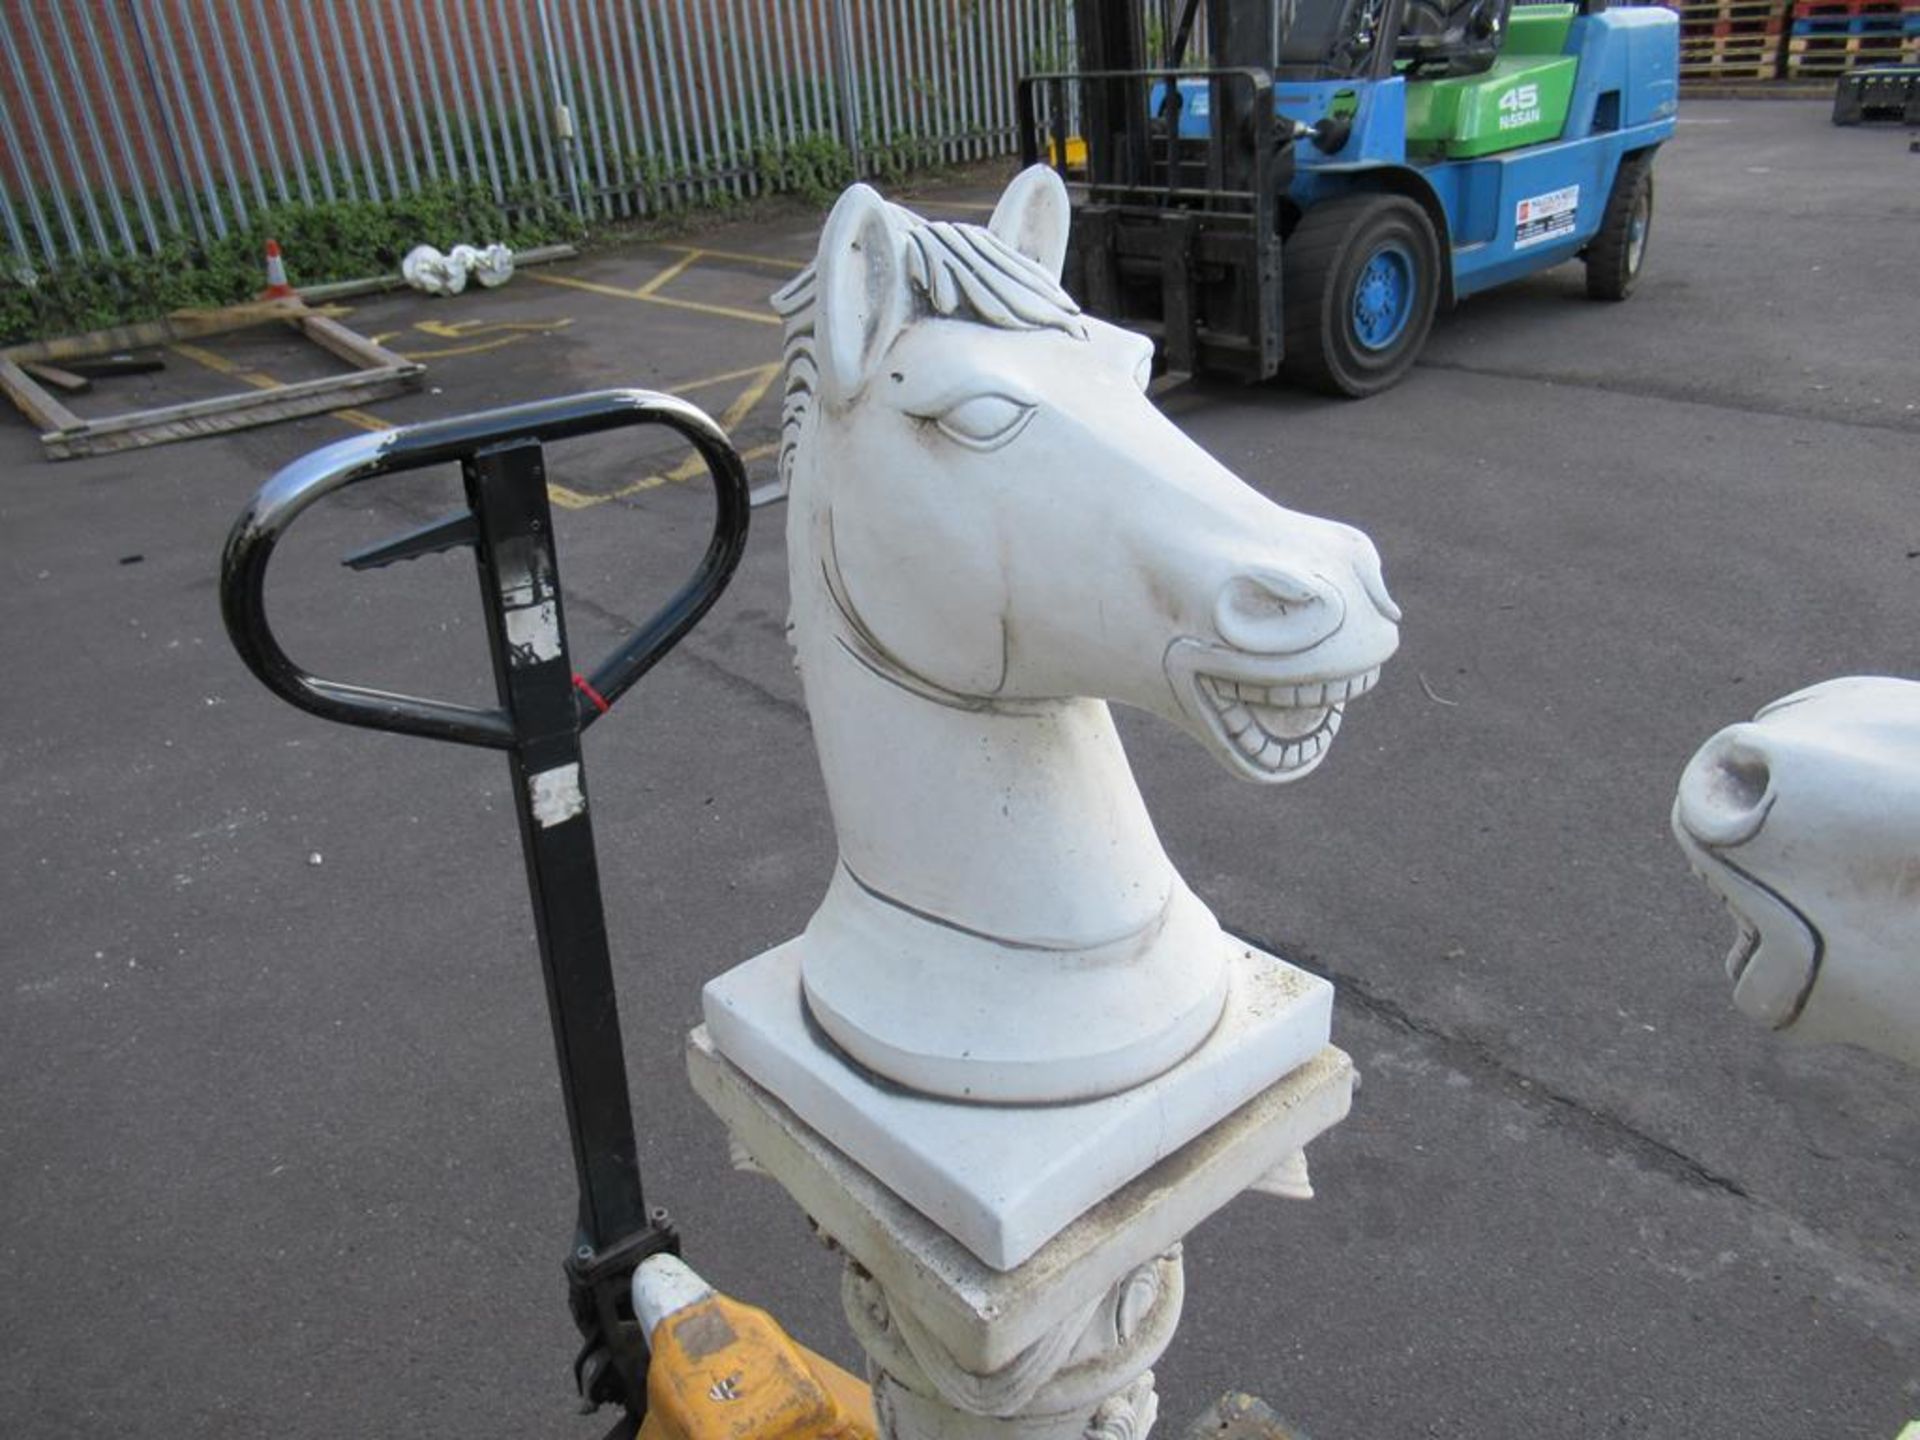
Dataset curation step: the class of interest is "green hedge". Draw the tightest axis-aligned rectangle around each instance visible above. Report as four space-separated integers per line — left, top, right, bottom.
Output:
0 183 583 346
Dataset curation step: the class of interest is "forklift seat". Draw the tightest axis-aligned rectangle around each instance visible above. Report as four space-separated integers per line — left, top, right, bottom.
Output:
1276 0 1390 76
1396 0 1514 78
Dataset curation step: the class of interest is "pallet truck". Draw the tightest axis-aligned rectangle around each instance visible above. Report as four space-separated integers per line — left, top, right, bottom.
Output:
219 391 875 1440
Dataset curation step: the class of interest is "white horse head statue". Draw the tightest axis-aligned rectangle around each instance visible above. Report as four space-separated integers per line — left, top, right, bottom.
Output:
1674 676 1920 1069
773 168 1401 1103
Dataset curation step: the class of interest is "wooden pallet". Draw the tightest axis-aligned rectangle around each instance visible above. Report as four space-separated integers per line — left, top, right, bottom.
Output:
0 300 423 460
1669 0 1790 69
1676 0 1788 75
1681 35 1787 73
1787 27 1917 69
1790 0 1914 17
1793 11 1911 33
1668 0 1788 26
1691 13 1787 35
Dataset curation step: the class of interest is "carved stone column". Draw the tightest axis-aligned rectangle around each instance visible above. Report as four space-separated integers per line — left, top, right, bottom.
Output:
847 1247 1180 1440
688 1028 1353 1440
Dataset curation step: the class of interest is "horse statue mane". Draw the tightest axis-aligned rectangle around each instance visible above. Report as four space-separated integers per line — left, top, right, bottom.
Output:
754 168 1402 1105
1675 675 1920 1069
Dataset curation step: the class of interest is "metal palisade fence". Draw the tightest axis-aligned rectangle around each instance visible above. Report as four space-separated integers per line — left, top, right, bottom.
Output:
0 0 1074 276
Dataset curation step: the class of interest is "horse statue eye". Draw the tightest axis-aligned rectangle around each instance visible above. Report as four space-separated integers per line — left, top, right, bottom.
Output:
934 394 1035 450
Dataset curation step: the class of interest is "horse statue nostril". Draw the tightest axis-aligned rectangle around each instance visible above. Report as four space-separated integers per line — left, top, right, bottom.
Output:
1214 571 1345 655
1679 731 1774 847
1710 747 1771 815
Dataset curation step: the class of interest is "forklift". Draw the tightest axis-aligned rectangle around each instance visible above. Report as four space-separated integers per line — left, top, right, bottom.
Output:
1018 0 1679 395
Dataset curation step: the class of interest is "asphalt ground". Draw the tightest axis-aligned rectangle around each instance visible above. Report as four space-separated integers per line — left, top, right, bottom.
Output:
3 99 1916 1440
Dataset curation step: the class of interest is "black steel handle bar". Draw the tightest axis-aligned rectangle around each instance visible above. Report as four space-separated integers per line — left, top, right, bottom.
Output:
220 389 751 749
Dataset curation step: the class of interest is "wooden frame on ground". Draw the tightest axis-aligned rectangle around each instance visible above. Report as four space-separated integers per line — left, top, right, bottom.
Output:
0 300 423 460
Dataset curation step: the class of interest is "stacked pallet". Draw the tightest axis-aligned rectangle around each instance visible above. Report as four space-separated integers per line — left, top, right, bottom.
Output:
1785 0 1920 77
1671 0 1791 81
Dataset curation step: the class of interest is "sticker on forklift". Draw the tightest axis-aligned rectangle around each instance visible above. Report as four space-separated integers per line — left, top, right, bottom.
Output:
528 762 587 828
1514 185 1579 249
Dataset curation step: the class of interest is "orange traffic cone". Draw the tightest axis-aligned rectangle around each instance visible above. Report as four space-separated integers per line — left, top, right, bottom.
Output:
260 239 296 301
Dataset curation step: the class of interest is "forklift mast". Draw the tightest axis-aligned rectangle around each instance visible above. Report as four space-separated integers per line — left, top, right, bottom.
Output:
1021 0 1293 379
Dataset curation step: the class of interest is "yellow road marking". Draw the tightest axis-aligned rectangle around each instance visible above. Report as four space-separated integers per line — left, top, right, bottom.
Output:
636 249 703 296
526 271 649 302
169 341 277 391
529 271 780 326
366 316 574 361
525 251 703 304
168 342 393 433
387 336 552 360
670 361 786 395
661 243 806 272
548 363 780 509
636 292 780 326
412 317 573 339
548 441 780 510
711 363 781 428
329 408 393 433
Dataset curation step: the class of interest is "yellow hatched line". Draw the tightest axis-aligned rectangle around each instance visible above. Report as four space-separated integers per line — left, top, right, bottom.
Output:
710 364 781 428
636 249 704 295
530 261 781 326
527 271 651 302
660 243 806 272
168 341 278 392
635 292 780 326
548 440 781 511
526 248 707 301
329 409 393 433
382 334 561 361
671 362 786 394
170 342 392 433
548 362 782 509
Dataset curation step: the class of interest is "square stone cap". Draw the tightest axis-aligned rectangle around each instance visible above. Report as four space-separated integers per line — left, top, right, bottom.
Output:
688 1027 1353 1375
702 941 1333 1269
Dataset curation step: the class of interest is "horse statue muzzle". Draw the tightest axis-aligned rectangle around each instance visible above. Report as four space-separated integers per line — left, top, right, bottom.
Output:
1674 675 1920 1069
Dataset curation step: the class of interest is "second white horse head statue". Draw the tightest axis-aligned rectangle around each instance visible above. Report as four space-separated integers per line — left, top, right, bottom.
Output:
749 167 1400 1105
1674 676 1920 1069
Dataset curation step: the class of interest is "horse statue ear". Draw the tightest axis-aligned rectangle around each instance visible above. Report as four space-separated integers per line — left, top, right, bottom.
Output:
815 183 906 406
989 165 1071 283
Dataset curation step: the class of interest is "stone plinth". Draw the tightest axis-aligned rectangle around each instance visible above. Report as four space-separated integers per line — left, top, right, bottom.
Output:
703 940 1333 1270
688 1026 1353 1440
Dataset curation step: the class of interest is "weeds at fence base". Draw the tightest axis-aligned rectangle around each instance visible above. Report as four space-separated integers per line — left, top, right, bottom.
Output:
1 143 993 348
0 183 582 348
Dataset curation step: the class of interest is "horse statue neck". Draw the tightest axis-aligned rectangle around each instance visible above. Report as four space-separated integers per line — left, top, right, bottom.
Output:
787 455 1185 952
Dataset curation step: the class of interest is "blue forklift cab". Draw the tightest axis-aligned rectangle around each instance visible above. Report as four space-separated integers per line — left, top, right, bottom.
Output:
1016 0 1678 395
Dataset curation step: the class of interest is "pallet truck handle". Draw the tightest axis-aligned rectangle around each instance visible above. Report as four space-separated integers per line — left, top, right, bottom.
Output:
219 388 751 745
219 388 753 1423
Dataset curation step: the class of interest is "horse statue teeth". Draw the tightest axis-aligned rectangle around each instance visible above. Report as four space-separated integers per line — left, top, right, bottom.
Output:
740 165 1402 1104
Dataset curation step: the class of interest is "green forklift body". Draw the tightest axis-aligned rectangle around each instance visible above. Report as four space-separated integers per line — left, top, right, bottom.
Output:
1404 5 1580 159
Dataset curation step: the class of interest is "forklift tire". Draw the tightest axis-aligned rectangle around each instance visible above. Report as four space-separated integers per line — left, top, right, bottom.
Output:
1282 194 1440 399
1585 154 1654 302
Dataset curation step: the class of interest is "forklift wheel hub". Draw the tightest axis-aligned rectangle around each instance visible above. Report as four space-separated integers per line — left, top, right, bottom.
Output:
1352 243 1416 351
